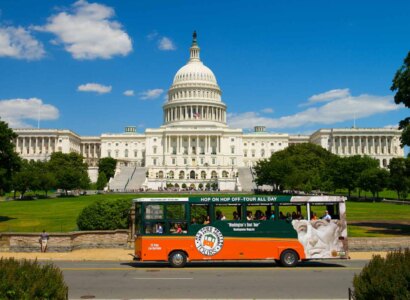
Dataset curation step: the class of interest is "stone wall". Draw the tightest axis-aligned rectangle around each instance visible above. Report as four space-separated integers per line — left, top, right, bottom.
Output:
349 237 410 251
0 230 130 252
0 231 408 252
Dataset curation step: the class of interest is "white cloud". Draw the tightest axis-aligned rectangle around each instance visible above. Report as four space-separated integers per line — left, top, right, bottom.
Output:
0 26 45 60
305 88 350 105
139 89 164 100
78 83 112 94
146 31 158 41
0 98 59 127
35 0 132 59
158 37 176 51
261 108 274 113
123 90 134 96
228 90 399 130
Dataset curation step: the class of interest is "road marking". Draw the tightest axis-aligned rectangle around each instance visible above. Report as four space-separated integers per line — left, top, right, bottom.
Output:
133 277 193 280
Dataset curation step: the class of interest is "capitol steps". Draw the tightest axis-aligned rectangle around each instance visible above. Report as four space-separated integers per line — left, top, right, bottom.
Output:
125 167 147 191
237 167 257 192
108 166 135 191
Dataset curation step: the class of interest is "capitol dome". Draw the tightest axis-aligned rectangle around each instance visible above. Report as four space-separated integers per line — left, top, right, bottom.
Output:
163 32 227 127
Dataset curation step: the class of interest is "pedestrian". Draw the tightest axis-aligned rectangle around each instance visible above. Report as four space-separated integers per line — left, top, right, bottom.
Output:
39 229 49 252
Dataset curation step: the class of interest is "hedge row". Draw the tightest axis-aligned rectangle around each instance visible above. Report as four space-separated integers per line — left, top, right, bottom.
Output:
77 198 131 230
0 258 68 299
353 248 410 299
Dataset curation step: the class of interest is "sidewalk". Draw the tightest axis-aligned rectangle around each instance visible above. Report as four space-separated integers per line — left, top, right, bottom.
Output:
0 249 387 261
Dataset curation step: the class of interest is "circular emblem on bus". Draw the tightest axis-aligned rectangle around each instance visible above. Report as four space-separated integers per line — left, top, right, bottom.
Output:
195 226 224 256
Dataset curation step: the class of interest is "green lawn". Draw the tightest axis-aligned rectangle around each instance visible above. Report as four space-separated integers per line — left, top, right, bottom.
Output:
0 194 409 237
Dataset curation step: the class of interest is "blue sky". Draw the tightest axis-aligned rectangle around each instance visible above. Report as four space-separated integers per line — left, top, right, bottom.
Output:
0 0 409 137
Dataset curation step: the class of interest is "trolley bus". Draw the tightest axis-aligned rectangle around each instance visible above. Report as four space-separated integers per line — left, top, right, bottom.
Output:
133 195 348 267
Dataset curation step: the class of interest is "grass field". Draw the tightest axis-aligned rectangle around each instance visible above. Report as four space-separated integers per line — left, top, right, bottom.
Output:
0 193 409 237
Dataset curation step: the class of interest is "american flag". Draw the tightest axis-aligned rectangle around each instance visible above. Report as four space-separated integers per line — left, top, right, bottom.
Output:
193 112 201 119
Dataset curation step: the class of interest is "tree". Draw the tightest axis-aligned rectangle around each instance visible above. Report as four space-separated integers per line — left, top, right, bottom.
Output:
0 119 21 195
96 172 108 190
391 51 410 147
48 152 90 195
330 155 379 197
12 160 38 198
358 168 389 200
254 143 337 192
98 157 117 180
389 157 410 199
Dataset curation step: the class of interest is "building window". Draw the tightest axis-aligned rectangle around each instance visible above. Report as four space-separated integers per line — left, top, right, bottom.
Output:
244 150 248 157
172 158 176 164
115 143 118 146
134 150 137 157
261 149 265 157
153 158 157 166
270 143 274 146
107 150 111 157
231 158 235 165
153 146 157 154
231 138 234 142
252 150 255 157
212 158 216 165
184 158 187 165
125 149 128 158
115 150 119 158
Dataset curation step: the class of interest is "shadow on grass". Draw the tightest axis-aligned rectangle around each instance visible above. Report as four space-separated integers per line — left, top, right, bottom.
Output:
350 222 410 235
0 216 16 222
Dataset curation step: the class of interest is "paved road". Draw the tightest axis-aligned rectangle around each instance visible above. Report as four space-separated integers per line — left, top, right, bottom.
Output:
54 260 366 299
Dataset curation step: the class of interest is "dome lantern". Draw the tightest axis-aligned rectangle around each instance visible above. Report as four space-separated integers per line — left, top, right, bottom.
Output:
189 31 200 62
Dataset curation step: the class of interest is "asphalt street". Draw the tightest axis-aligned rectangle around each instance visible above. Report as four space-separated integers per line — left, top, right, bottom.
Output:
55 259 367 299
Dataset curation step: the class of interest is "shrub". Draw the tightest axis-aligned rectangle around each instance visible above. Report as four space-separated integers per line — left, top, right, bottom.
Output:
77 198 132 230
353 248 410 300
0 258 68 299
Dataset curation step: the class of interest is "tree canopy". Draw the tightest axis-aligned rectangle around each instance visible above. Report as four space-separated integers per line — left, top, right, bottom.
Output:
0 120 21 195
391 51 410 147
48 152 90 194
98 157 117 179
254 143 337 192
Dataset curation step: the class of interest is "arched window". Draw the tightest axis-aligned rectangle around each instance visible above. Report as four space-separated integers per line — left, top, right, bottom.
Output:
179 171 185 179
168 171 174 179
201 171 206 179
211 171 217 179
158 171 164 179
190 170 196 179
124 149 128 158
222 171 229 178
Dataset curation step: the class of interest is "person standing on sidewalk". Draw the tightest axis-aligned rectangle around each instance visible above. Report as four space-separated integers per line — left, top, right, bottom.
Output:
39 230 49 252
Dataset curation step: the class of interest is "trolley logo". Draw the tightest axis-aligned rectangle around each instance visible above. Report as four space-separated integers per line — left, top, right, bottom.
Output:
195 226 224 256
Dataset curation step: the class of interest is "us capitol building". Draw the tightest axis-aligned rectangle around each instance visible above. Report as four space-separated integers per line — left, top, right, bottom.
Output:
13 33 404 191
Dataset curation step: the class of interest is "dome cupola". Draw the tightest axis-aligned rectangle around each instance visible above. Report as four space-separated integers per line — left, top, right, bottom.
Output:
163 32 227 127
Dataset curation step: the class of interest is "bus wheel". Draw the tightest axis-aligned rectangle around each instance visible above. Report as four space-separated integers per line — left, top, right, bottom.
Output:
280 250 298 267
169 251 187 268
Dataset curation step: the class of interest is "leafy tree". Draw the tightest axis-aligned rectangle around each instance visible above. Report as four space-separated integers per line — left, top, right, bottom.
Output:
330 155 379 197
391 51 410 147
389 157 410 199
48 152 90 195
0 120 21 195
358 168 389 200
11 160 38 198
96 171 108 190
254 143 337 192
98 157 117 179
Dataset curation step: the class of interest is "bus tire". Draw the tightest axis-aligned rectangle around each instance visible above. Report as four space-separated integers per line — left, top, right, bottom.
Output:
169 251 187 268
280 249 298 267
